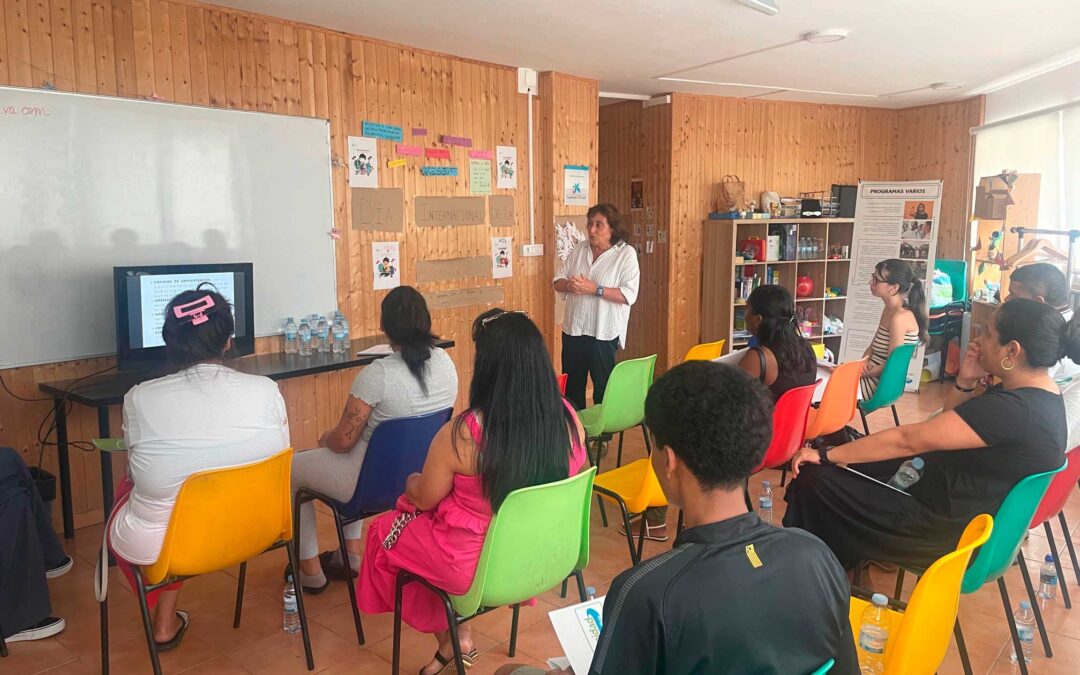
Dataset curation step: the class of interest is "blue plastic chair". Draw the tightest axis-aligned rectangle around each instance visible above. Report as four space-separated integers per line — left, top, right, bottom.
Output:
292 407 453 644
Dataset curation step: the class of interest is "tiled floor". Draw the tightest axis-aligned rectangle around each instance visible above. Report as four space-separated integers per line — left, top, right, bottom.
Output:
7 381 1080 674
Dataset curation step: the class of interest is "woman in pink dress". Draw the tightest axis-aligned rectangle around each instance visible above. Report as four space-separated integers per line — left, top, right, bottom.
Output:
358 308 587 675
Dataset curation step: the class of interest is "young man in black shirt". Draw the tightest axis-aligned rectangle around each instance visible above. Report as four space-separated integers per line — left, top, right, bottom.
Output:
499 362 858 675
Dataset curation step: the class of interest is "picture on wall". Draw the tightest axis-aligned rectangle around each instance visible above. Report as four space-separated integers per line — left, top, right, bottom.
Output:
348 136 378 188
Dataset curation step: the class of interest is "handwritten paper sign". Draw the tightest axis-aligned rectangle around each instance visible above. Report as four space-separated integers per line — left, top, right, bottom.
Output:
425 147 451 160
420 166 458 177
352 188 403 233
489 195 515 228
469 158 492 195
362 121 403 142
415 196 486 227
469 149 493 160
396 144 423 156
441 135 473 147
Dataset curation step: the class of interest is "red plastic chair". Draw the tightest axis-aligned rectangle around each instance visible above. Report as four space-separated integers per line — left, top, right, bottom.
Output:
753 380 820 475
557 373 568 395
1025 446 1080 609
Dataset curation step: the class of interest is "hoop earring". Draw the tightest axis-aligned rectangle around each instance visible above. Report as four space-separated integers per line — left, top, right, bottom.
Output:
1001 356 1016 372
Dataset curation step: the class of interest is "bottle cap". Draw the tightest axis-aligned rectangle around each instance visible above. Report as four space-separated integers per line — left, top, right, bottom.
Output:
1045 554 1055 563
586 586 596 595
286 574 294 582
1020 600 1031 609
762 480 771 487
871 593 888 606
911 457 925 469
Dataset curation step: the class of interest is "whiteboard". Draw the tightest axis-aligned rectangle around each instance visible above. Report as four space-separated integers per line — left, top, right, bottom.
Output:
0 87 337 368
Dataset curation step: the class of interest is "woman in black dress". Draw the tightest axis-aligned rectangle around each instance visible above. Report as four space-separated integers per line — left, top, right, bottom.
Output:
784 299 1075 569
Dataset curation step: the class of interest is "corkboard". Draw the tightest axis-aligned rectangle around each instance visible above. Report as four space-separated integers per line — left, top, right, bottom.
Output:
351 188 404 232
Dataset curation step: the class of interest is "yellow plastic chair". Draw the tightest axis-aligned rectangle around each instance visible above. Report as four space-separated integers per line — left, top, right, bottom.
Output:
593 458 668 564
848 514 993 674
99 449 314 675
684 339 726 361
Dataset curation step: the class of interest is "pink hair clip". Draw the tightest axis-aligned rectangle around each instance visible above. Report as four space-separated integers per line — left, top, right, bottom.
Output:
173 295 215 325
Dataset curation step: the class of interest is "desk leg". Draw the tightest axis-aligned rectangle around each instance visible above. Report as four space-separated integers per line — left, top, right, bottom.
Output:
55 398 75 539
98 407 115 523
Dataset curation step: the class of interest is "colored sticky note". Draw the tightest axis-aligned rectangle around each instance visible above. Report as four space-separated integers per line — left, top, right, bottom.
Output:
421 166 458 176
469 149 493 160
362 121 403 142
441 135 473 148
396 144 423 156
387 158 407 168
412 128 428 136
425 147 451 160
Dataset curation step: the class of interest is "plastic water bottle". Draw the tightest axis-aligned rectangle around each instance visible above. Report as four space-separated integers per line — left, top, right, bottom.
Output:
858 593 890 674
298 320 313 357
887 457 925 491
758 481 774 525
284 317 298 355
1039 555 1058 603
586 586 596 601
1010 600 1035 664
332 315 347 354
314 316 329 353
335 310 350 342
283 576 300 634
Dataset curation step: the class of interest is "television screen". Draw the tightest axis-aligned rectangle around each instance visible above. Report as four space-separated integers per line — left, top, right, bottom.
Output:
114 263 254 370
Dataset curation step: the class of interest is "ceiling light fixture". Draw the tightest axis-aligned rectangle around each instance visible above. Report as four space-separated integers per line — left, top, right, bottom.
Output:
881 82 966 97
802 29 849 44
735 0 779 15
656 76 877 98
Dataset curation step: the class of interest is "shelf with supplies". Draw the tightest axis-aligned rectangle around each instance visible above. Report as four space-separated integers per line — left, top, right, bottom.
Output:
701 218 854 355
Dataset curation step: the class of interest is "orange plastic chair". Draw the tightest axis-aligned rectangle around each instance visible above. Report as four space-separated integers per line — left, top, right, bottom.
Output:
805 358 867 442
684 339 726 361
593 458 668 564
848 515 994 674
99 449 314 675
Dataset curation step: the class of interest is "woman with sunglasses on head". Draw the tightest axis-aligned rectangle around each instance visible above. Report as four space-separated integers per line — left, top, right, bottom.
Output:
860 259 927 399
107 287 289 651
357 309 588 675
784 299 1074 570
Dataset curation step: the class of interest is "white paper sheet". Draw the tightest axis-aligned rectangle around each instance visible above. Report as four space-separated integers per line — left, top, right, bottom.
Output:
548 596 605 675
357 343 394 356
491 236 513 279
349 136 378 188
496 145 518 189
372 241 400 290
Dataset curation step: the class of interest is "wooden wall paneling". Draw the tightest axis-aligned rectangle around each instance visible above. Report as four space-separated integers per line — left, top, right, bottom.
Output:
5 0 33 86
49 0 74 90
27 0 53 87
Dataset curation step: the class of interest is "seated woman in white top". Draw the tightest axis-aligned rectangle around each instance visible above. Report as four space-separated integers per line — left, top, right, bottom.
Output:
291 286 458 591
109 286 290 650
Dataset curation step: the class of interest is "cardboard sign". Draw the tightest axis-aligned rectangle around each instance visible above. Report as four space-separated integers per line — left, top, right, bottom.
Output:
416 256 490 283
415 196 486 228
489 195 515 228
352 188 403 233
423 285 504 310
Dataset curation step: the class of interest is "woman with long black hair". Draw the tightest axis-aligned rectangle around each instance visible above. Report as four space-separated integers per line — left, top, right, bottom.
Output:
860 259 928 399
357 309 588 675
290 286 458 590
737 285 817 400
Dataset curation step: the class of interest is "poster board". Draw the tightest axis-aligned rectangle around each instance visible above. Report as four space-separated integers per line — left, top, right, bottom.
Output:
839 181 943 392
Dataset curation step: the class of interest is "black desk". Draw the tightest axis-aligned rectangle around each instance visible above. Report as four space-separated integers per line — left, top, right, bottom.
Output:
38 335 455 538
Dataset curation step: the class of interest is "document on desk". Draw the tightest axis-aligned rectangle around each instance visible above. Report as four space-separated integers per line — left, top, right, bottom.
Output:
357 343 394 356
548 596 606 675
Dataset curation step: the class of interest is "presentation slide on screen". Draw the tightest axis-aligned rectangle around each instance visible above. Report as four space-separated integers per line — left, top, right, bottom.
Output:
139 272 236 348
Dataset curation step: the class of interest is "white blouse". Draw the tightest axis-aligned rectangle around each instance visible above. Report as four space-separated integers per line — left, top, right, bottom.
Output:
555 240 640 348
110 364 290 565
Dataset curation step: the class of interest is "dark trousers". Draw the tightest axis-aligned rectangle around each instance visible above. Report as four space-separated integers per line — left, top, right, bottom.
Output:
0 447 67 638
561 333 619 411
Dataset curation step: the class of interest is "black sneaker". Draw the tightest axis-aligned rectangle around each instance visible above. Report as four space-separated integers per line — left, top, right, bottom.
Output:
46 556 73 579
8 617 66 642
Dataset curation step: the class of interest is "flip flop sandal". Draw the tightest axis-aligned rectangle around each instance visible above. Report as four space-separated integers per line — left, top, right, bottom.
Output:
282 564 330 595
420 648 478 674
319 550 359 580
155 610 190 652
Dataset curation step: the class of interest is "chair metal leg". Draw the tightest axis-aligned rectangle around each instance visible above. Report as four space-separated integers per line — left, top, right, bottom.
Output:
1017 553 1053 657
641 423 653 456
234 561 246 628
332 508 365 645
560 578 568 598
0 627 6 657
743 480 753 512
392 574 405 675
132 568 163 675
439 595 467 673
954 618 973 675
574 570 587 602
860 409 870 436
1044 521 1072 609
780 464 789 488
676 509 685 537
508 604 520 657
285 542 316 671
999 577 1031 675
616 431 624 468
636 513 647 562
893 568 906 600
618 504 638 564
890 405 901 427
1058 512 1080 586
100 591 109 674
596 494 609 528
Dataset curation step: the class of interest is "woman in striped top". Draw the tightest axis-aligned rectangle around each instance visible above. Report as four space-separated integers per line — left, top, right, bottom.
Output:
860 259 927 399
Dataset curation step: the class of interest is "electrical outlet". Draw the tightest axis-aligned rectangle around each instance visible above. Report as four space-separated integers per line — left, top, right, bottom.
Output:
521 243 544 257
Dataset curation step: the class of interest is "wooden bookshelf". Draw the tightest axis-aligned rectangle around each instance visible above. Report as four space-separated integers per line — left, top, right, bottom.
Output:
701 218 855 354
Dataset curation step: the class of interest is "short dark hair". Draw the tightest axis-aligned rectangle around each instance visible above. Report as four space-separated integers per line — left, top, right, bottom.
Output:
645 361 774 490
586 203 630 245
1010 263 1069 307
162 285 234 368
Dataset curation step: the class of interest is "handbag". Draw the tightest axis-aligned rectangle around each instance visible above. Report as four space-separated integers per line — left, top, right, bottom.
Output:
718 175 747 212
382 495 422 550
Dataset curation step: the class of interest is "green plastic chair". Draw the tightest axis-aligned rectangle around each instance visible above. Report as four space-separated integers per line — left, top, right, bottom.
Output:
578 354 657 468
810 660 834 675
889 464 1066 675
391 467 596 674
858 343 917 434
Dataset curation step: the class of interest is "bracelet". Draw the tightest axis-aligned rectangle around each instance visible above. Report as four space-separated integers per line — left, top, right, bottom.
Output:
818 445 834 465
953 381 977 393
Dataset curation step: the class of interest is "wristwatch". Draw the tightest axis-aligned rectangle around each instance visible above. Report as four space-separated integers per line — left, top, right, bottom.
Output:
818 445 834 465
595 285 604 297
